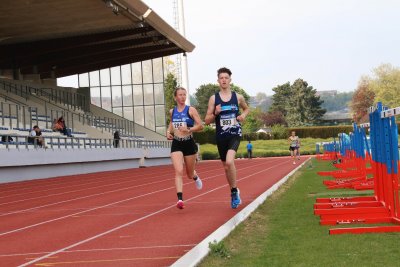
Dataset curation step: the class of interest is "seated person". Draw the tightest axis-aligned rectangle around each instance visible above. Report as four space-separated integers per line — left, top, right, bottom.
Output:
55 116 72 137
51 118 60 132
1 135 13 142
28 125 46 148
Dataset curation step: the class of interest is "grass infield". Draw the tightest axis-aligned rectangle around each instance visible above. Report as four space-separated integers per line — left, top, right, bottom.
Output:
199 138 330 159
199 158 400 267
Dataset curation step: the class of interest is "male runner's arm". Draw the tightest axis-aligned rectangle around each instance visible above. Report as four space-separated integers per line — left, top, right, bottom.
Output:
236 93 250 122
204 95 217 125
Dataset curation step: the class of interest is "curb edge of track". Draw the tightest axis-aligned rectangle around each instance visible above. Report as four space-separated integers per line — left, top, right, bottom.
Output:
171 157 311 267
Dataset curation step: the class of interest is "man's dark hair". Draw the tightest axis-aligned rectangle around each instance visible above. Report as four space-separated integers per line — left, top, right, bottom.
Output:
33 125 39 129
217 67 232 77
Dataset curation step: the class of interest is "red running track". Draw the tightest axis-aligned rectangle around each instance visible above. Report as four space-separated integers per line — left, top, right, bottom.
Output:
0 156 308 267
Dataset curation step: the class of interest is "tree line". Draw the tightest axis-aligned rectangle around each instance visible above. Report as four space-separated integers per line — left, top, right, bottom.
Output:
164 62 400 133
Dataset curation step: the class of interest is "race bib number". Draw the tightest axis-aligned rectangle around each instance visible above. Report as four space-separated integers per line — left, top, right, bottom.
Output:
220 115 237 127
173 121 187 129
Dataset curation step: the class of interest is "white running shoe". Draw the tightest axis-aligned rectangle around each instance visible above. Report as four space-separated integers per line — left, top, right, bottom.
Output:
194 176 203 190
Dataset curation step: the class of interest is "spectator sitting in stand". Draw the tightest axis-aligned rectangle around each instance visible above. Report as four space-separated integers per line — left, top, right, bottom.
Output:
1 135 13 143
51 118 59 132
27 125 47 148
55 116 73 137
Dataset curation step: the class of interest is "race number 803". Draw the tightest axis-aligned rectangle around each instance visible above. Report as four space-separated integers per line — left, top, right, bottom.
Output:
220 118 236 127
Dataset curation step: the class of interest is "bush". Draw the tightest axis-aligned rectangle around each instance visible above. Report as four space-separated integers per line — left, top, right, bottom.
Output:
257 132 271 140
271 124 288 139
289 126 353 139
242 132 258 141
193 126 216 144
201 151 219 160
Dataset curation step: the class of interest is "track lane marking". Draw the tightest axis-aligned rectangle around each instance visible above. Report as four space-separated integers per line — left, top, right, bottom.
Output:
0 244 196 258
34 256 181 266
18 159 290 267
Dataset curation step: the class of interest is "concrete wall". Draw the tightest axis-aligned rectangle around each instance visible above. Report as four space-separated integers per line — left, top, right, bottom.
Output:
0 148 171 183
142 147 172 167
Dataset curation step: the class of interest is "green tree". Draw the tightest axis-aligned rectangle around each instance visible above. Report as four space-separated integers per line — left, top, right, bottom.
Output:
164 73 178 124
189 94 198 106
194 84 220 118
271 79 325 127
269 82 291 115
241 108 263 134
369 63 400 108
301 81 326 124
231 83 251 103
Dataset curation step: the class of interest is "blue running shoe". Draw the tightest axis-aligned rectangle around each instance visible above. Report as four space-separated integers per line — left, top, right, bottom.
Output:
231 188 241 209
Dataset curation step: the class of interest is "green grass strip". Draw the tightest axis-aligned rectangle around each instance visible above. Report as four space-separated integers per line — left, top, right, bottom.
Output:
199 158 400 267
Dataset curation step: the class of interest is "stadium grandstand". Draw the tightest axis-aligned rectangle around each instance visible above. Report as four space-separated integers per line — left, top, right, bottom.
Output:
0 0 195 182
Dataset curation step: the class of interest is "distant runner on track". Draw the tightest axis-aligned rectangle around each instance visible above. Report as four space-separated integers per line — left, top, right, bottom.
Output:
167 87 204 209
288 131 300 164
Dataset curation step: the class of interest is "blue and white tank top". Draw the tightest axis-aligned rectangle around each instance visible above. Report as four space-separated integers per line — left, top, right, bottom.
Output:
215 92 242 139
171 105 194 130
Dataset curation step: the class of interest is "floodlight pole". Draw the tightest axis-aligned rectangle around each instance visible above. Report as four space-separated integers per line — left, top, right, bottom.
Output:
175 0 190 105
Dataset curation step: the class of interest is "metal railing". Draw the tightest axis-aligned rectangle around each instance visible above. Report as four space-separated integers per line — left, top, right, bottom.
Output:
0 97 141 138
0 81 140 137
0 134 171 150
0 80 89 112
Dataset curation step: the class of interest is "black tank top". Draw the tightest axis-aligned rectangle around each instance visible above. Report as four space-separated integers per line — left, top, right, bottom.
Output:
214 92 242 140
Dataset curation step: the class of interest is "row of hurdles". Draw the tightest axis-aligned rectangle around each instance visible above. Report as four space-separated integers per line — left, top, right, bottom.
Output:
314 102 400 234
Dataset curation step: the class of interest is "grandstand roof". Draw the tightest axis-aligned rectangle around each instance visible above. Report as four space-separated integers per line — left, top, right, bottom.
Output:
0 0 195 78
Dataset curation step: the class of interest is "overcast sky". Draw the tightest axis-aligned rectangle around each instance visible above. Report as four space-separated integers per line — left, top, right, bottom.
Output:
143 0 400 96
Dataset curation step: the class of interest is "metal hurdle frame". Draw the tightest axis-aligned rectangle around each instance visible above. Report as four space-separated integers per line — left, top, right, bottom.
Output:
314 102 400 234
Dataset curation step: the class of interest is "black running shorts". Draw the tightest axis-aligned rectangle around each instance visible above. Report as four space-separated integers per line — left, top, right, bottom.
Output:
171 138 198 156
216 135 241 161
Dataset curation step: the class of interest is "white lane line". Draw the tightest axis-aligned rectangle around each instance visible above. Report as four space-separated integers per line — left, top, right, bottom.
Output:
0 159 276 218
0 163 225 214
0 170 177 206
0 166 176 197
18 159 289 267
0 168 175 201
0 185 173 237
0 244 196 258
1 160 275 236
171 157 311 267
0 178 172 217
